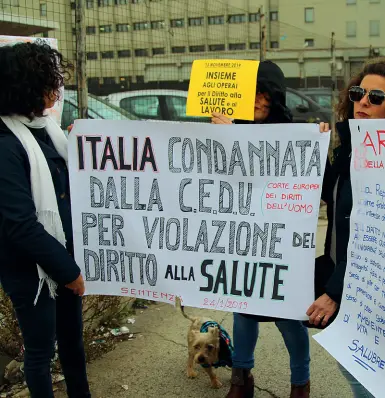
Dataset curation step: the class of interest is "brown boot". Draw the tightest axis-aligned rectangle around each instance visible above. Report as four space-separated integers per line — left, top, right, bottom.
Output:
290 381 310 398
225 368 254 398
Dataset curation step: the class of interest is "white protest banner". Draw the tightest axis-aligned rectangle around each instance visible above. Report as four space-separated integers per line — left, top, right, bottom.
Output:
0 36 63 126
69 120 329 320
314 119 385 397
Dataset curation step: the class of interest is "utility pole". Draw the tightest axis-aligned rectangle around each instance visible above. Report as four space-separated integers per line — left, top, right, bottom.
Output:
259 6 265 61
330 32 337 150
75 0 88 120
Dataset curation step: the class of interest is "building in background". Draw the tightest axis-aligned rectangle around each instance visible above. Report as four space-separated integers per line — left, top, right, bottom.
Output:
0 0 384 94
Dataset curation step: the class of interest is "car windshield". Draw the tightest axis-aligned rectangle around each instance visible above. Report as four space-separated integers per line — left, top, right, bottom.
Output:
87 94 138 120
311 94 332 108
65 91 138 120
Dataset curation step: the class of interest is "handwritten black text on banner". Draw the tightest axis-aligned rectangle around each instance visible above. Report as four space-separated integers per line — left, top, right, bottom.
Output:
68 121 330 320
314 120 385 398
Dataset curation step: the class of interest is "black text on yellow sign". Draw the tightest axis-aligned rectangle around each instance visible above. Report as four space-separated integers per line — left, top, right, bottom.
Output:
186 59 260 121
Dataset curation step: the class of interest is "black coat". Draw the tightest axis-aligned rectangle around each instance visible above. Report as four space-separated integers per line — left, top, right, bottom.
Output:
0 120 80 296
234 61 292 321
321 120 353 304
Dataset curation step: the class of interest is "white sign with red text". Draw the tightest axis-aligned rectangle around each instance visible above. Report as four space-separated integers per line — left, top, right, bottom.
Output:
314 120 385 398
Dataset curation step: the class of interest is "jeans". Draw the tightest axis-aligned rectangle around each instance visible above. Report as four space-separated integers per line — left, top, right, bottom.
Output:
232 313 310 385
9 285 91 398
338 364 374 398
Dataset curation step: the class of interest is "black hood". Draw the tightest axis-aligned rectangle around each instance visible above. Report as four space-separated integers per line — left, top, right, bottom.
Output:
235 60 293 125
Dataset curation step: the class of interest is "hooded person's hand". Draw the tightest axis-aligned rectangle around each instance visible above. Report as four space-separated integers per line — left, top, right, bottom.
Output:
211 112 233 124
319 122 330 133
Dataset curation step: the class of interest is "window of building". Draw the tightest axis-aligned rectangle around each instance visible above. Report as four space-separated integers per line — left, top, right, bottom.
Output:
119 76 132 84
152 47 165 55
250 42 261 49
229 43 246 50
249 13 260 22
86 26 96 34
346 0 356 4
170 18 184 28
70 2 76 10
115 0 127 4
228 14 246 24
88 77 100 86
134 48 148 57
0 0 20 6
304 38 314 47
151 20 164 29
101 51 114 59
100 25 112 33
346 21 357 37
119 76 131 88
86 0 94 8
134 22 149 30
98 0 112 5
270 11 278 21
188 17 204 26
117 23 130 32
189 45 205 52
103 77 116 85
208 15 224 25
118 49 131 58
209 44 225 51
270 41 279 48
370 20 380 36
305 7 314 23
72 28 76 35
40 3 47 16
172 46 186 53
87 52 98 60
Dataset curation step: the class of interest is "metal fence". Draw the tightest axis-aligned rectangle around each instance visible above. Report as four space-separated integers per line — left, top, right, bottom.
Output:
0 0 378 129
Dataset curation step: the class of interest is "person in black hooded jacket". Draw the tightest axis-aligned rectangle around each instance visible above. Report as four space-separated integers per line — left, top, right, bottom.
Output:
306 59 385 398
212 60 310 398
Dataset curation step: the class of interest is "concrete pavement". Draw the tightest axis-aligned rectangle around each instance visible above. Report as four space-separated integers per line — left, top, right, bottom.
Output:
57 221 352 398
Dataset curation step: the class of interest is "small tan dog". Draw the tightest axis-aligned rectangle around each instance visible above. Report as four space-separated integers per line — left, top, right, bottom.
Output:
175 297 222 389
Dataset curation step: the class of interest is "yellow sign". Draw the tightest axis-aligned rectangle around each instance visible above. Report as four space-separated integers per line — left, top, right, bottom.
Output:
186 59 260 121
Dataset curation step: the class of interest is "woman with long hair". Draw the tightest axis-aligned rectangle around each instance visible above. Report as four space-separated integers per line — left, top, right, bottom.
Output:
307 58 385 398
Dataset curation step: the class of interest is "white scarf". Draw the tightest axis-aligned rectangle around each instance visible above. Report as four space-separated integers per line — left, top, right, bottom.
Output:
0 114 68 304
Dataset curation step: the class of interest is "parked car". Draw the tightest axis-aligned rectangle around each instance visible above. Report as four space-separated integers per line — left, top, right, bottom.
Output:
61 90 138 133
106 89 210 123
287 87 331 123
297 87 333 109
104 90 210 123
105 88 331 124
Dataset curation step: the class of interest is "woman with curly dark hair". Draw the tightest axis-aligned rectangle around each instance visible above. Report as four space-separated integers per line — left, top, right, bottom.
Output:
0 41 90 398
306 58 385 397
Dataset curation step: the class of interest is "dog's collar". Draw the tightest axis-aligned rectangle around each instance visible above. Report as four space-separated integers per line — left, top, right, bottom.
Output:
200 321 233 369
